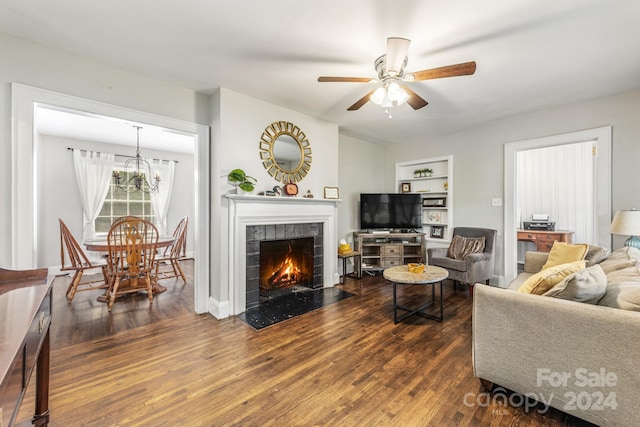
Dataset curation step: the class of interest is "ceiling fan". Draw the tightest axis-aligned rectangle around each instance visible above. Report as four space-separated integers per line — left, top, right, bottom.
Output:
318 37 476 115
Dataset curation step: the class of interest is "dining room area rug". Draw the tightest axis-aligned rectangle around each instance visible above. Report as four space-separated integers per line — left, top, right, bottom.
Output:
238 287 354 330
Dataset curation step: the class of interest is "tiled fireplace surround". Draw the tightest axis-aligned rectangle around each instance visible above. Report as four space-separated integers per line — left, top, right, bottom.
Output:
246 222 323 308
225 195 340 316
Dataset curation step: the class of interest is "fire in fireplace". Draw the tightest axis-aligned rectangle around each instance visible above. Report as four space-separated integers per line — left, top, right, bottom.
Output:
260 237 314 296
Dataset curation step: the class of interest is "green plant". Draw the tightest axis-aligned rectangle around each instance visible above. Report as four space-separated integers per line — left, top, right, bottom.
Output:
414 168 434 176
227 169 257 192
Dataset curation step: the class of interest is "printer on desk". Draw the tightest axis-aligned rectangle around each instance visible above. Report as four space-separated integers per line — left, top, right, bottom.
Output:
523 214 556 231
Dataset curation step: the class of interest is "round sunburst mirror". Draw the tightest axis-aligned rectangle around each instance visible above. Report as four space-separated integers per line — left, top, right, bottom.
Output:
259 121 312 183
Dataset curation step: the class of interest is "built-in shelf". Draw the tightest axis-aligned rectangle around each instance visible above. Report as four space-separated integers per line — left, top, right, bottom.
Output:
395 155 453 244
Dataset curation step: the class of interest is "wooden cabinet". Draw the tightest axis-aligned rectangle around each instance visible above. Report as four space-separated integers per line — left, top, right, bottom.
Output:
354 232 425 272
0 267 52 427
395 156 453 243
517 229 574 252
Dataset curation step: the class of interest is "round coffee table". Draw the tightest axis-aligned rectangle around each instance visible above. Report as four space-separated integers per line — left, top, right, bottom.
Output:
383 265 449 324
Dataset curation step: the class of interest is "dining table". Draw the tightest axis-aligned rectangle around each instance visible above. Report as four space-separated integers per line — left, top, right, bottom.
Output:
83 235 176 301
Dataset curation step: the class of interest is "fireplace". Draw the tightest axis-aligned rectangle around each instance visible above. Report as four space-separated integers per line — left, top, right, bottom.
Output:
260 237 314 295
246 223 323 309
222 195 339 318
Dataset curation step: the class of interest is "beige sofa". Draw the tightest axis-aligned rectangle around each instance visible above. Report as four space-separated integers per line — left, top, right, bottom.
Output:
473 247 640 426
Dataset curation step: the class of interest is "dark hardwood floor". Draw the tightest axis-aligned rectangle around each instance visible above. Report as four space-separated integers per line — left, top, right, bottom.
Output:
17 261 593 426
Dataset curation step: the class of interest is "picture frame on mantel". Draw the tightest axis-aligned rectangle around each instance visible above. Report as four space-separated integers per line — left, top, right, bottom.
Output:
401 182 411 193
324 186 339 199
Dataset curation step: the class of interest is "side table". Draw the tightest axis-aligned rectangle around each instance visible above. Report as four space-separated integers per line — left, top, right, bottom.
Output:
338 251 361 284
383 265 448 324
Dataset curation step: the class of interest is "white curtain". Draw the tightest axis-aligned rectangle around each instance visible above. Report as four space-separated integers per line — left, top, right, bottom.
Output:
73 150 115 241
149 159 175 235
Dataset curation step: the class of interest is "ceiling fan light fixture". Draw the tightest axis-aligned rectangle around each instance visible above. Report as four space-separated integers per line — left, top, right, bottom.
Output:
318 37 473 114
395 86 410 105
370 86 387 105
380 97 393 108
386 81 403 102
385 37 411 75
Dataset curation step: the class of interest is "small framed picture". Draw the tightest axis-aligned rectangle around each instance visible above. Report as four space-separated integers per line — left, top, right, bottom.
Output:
323 186 340 199
422 197 447 207
430 225 445 239
401 182 411 193
427 211 442 224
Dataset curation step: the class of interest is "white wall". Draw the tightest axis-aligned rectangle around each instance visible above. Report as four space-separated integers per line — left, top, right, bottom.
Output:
0 32 210 266
516 141 594 260
210 88 340 315
37 134 194 268
517 142 594 238
381 88 640 279
337 133 386 246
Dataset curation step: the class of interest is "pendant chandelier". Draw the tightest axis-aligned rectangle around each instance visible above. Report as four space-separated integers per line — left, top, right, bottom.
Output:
112 126 160 193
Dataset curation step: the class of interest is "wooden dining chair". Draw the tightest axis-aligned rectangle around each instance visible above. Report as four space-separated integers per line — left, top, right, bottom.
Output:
156 216 188 282
59 218 110 303
105 216 159 311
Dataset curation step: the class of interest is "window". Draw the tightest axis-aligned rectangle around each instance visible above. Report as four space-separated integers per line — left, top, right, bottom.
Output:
95 169 155 233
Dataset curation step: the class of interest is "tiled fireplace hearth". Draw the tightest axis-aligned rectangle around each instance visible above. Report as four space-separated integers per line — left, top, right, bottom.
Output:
224 195 340 316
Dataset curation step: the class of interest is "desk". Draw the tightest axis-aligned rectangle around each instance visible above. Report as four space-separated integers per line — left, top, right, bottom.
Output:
517 229 574 252
383 265 448 324
84 236 175 299
0 267 52 427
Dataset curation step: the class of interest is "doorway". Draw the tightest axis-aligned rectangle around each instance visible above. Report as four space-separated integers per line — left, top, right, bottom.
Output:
10 83 210 313
503 126 611 284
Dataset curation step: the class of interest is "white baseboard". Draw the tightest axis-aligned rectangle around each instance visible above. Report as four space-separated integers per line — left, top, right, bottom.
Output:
209 296 230 319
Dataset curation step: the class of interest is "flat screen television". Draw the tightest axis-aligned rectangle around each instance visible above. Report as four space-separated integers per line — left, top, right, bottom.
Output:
360 193 422 231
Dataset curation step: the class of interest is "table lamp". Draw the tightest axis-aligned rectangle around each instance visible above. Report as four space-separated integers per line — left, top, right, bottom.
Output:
610 209 640 249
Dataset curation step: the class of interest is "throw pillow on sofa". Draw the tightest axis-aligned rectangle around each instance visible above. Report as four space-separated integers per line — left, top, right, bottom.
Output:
518 260 587 295
604 263 640 283
584 245 610 267
543 264 607 304
541 242 589 270
597 282 640 311
446 235 485 260
599 247 640 274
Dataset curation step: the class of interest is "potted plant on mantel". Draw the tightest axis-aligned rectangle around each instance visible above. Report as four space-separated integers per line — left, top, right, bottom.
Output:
228 169 257 194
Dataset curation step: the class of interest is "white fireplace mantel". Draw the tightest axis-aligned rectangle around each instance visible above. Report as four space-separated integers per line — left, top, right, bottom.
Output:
224 195 341 316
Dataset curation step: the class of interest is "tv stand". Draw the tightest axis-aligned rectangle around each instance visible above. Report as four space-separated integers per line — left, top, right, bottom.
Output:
354 231 425 273
368 230 390 234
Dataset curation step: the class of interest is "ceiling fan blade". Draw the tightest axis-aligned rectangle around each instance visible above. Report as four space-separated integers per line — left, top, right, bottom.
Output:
318 76 373 83
402 86 429 110
410 61 477 81
347 89 377 111
386 37 411 76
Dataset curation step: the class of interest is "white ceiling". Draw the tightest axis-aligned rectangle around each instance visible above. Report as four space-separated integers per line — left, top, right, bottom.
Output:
35 105 195 154
3 0 640 146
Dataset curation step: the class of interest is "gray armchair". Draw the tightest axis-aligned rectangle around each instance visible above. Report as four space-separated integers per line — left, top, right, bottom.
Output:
427 227 497 296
